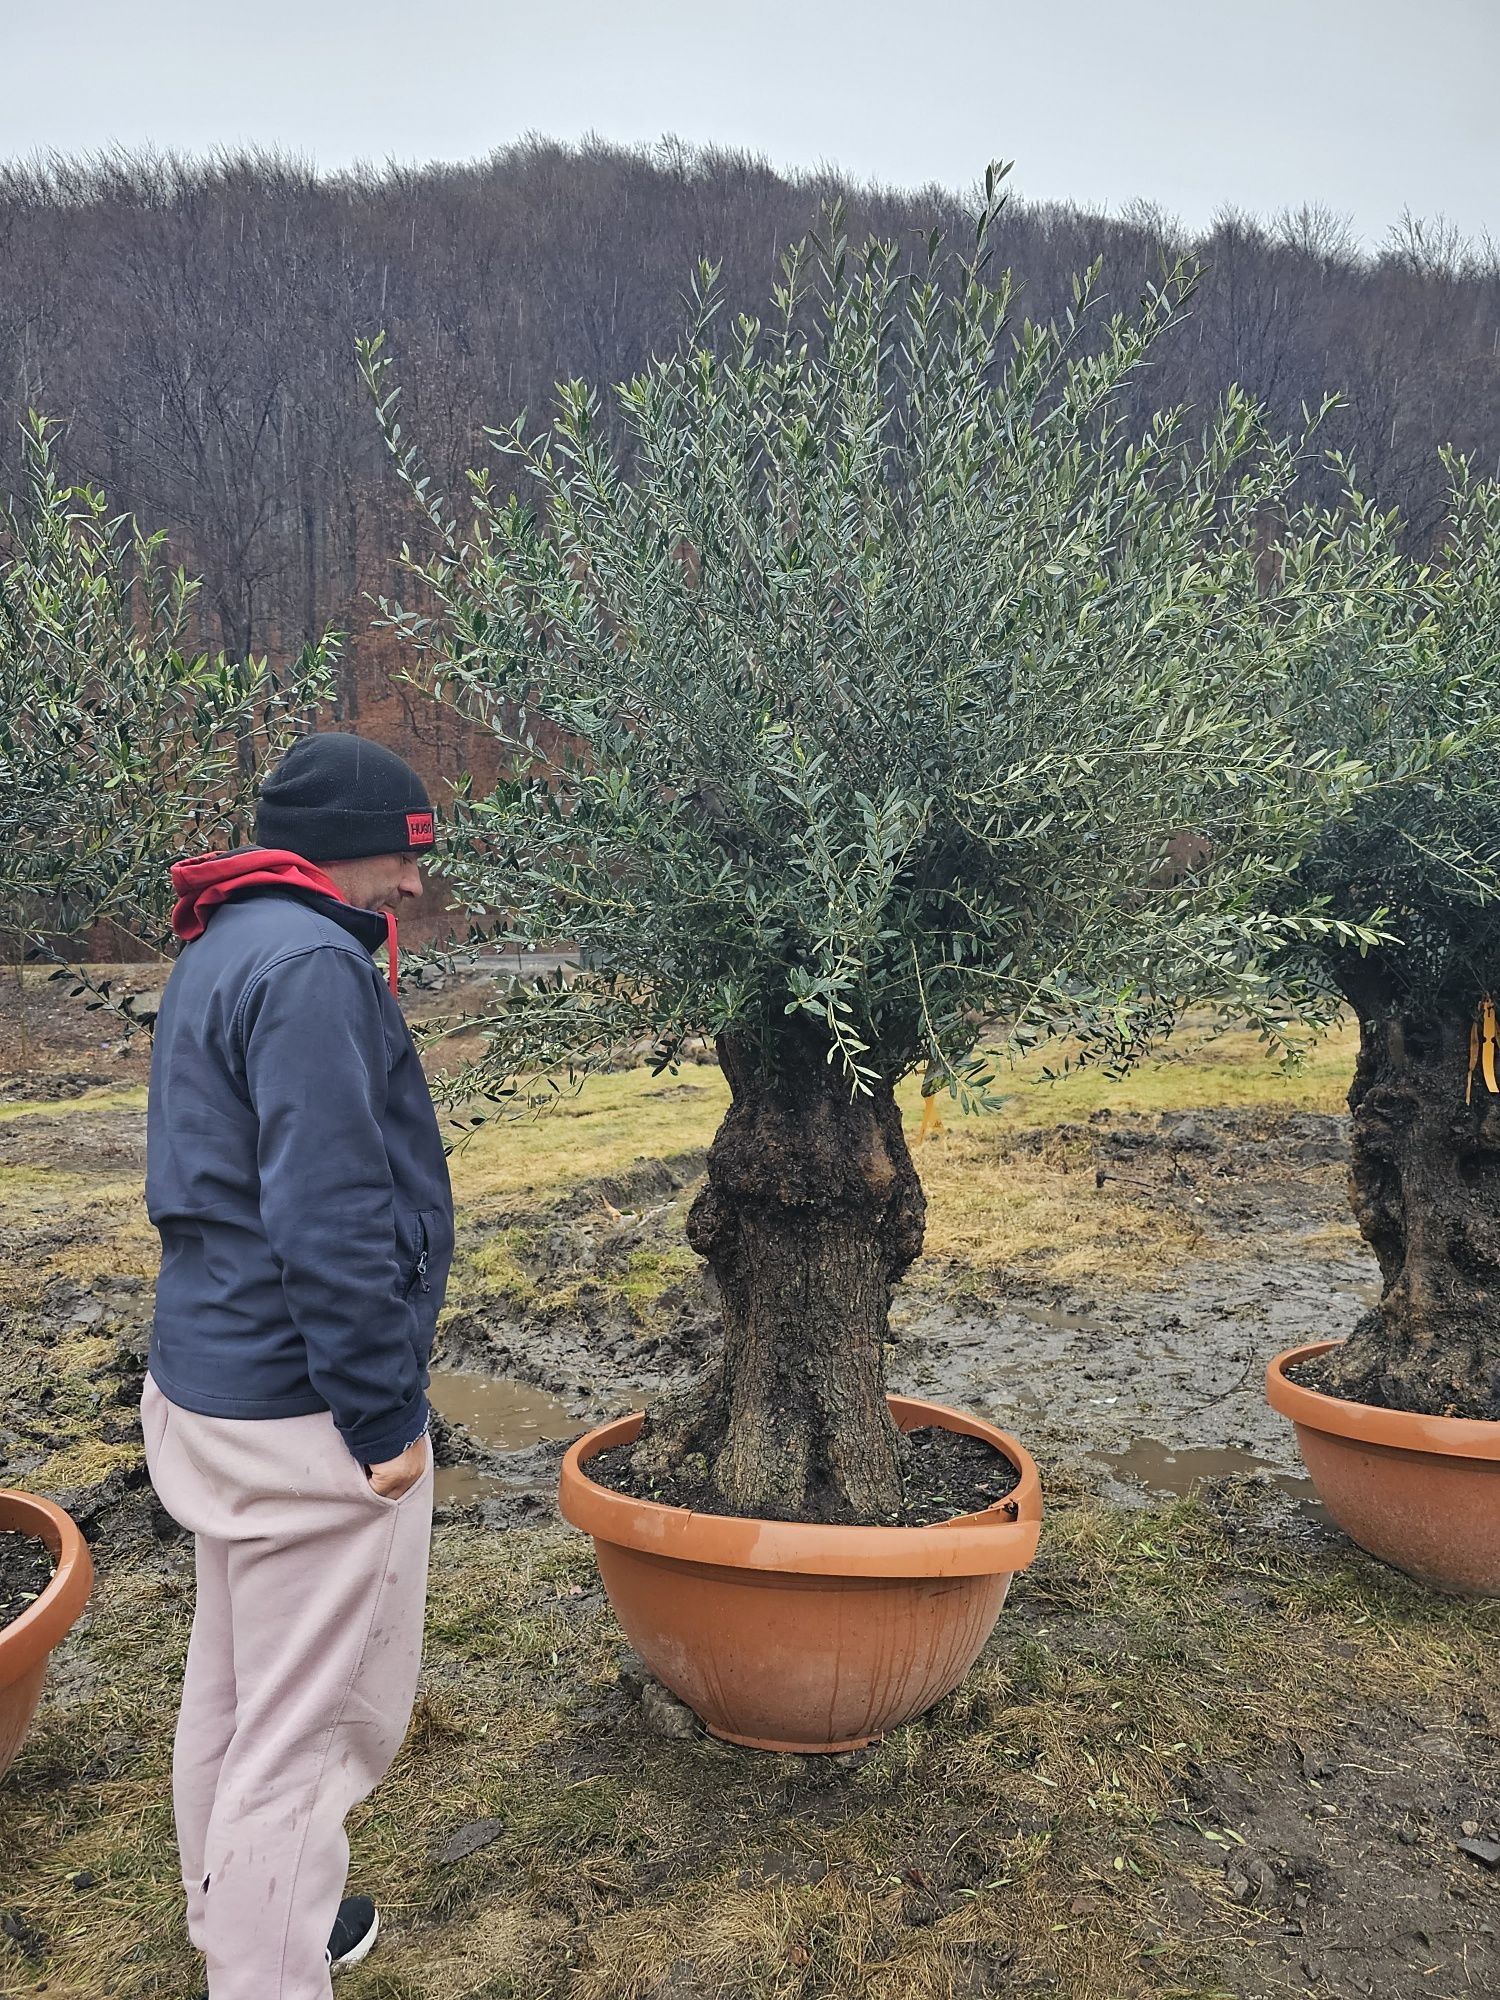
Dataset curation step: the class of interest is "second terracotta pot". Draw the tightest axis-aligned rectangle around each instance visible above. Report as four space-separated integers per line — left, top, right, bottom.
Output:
1 1489 95 1782
559 1395 1042 1753
1267 1341 1500 1597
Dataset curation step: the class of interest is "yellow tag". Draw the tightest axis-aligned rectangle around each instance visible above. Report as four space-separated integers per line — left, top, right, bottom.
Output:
1468 997 1499 1105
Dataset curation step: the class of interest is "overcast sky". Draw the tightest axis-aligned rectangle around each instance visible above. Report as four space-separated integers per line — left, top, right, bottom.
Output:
4 0 1496 247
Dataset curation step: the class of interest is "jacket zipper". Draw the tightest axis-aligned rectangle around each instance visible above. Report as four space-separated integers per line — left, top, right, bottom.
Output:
408 1218 431 1296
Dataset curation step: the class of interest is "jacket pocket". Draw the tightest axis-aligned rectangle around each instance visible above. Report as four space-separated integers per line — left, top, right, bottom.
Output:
403 1205 451 1300
402 1212 432 1298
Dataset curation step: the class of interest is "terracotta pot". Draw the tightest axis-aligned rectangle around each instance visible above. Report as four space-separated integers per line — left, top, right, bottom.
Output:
558 1395 1042 1752
1267 1341 1500 1597
0 1489 95 1782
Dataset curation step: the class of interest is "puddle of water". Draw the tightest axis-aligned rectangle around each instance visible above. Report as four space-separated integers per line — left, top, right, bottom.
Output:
433 1465 515 1505
1011 1301 1115 1338
428 1369 578 1446
427 1369 579 1506
1102 1436 1321 1512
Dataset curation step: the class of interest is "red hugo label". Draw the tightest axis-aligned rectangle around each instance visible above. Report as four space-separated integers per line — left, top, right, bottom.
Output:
406 811 435 848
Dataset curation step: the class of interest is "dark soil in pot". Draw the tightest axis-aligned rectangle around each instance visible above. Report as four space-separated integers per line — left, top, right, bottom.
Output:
0 1529 56 1629
1284 1347 1500 1422
587 1422 1021 1526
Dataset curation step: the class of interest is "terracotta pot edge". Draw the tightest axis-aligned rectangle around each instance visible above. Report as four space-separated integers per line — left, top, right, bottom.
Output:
558 1395 1043 1579
0 1490 95 1686
1266 1343 1500 1463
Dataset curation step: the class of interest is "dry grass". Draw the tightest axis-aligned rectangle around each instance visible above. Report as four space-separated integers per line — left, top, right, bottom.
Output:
441 1021 1358 1304
0 1065 1227 1340
4 1496 1495 2000
447 1020 1357 1211
962 1020 1359 1126
1 1008 1416 2000
446 1072 727 1213
38 1216 160 1288
901 1019 1358 1284
912 1125 1203 1288
0 1086 148 1127
1296 1222 1366 1259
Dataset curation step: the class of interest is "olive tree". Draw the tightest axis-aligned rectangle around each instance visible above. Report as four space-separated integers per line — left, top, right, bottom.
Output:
364 186 1367 1523
1265 458 1500 1420
0 413 331 964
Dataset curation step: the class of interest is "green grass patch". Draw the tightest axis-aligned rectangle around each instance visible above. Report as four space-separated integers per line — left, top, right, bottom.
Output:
447 1071 727 1213
439 1022 1358 1298
0 1085 148 1125
446 1021 1355 1223
895 1020 1358 1128
29 1437 142 1492
467 1226 541 1303
617 1243 699 1319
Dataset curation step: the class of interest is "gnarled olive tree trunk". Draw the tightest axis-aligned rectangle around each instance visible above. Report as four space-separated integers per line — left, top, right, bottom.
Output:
629 1030 926 1523
1310 972 1500 1420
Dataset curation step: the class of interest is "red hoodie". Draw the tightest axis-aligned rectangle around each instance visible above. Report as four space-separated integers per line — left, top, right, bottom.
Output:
171 849 401 994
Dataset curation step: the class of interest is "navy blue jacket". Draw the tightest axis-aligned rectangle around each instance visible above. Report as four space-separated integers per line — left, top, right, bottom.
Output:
146 875 453 1464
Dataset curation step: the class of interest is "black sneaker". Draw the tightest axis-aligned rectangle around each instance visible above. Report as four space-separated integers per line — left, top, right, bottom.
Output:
327 1896 380 1970
193 1896 379 1995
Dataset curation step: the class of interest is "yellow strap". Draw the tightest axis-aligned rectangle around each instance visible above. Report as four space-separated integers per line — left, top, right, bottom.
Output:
1468 997 1499 1105
918 1094 945 1143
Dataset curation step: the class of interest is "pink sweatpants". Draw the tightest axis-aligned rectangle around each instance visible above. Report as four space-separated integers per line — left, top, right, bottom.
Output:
141 1375 433 2000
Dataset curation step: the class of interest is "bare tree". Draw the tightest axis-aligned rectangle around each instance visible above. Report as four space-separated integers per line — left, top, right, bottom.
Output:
1 137 1494 774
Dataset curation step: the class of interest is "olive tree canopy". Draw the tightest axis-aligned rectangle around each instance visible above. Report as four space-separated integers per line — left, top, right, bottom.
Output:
364 186 1374 1520
1261 460 1500 1419
1 414 331 967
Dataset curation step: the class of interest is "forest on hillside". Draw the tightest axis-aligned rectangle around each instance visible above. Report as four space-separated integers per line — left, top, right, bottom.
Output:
2 135 1498 745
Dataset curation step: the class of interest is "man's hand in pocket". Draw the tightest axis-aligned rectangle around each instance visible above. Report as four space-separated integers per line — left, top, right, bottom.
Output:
367 1433 429 1499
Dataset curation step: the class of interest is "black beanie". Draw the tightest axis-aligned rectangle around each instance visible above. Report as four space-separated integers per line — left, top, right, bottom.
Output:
254 733 436 862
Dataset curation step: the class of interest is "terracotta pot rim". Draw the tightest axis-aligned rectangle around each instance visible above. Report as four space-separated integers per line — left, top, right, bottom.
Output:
558 1394 1042 1579
0 1489 94 1689
1267 1341 1500 1463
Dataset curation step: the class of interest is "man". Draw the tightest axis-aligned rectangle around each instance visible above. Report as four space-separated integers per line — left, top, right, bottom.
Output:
142 732 454 2000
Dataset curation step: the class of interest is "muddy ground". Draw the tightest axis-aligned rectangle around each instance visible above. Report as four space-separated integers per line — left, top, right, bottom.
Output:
425 1104 1371 1526
0 968 1496 2000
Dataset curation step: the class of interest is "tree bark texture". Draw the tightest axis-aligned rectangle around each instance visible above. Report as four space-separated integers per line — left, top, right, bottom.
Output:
1308 988 1500 1420
629 1032 927 1523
